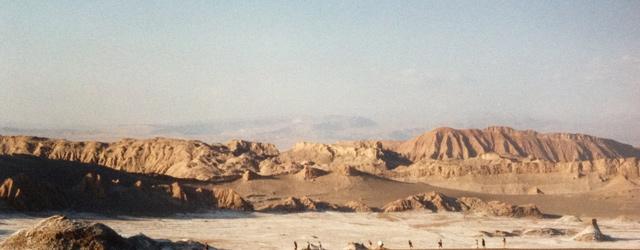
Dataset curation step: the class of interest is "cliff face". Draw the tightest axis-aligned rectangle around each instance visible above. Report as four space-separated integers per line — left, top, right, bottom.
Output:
0 136 278 180
392 157 640 179
391 126 640 162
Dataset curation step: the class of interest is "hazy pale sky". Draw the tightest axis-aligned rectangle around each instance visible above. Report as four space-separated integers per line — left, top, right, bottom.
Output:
1 1 639 141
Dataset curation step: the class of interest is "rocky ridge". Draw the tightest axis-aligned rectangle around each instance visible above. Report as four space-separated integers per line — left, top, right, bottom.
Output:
2 126 639 182
0 136 278 180
382 191 543 218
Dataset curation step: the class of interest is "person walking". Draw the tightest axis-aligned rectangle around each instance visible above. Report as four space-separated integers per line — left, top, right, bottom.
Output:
481 238 486 248
408 240 413 249
502 237 506 248
294 241 297 250
438 238 443 249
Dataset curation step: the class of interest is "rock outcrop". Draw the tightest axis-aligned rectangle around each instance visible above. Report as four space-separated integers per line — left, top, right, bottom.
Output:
295 166 329 181
382 192 543 218
382 192 462 212
0 215 210 250
255 196 346 212
458 197 543 218
573 219 612 242
342 201 374 212
212 188 254 211
279 141 407 172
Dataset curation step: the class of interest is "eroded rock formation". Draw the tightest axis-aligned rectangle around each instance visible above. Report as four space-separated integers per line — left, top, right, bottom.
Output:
573 219 613 242
382 192 543 218
0 215 210 250
0 136 278 180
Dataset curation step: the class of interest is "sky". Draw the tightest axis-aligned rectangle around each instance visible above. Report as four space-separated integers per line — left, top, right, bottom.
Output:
1 1 639 144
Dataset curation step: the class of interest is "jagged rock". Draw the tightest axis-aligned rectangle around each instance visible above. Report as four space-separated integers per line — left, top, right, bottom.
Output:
459 197 543 218
573 219 613 242
295 166 328 181
256 197 309 212
280 141 392 170
342 201 373 212
382 192 543 218
212 188 253 211
226 139 279 159
0 215 211 250
382 192 462 212
256 196 342 212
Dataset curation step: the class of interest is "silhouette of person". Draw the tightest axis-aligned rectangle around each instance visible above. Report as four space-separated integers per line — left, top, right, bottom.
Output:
319 241 323 250
438 239 443 248
482 238 486 248
502 237 506 248
408 240 413 249
294 241 297 250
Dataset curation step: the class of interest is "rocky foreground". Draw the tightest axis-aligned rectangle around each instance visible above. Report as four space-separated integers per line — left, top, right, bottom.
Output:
0 213 630 250
0 215 208 250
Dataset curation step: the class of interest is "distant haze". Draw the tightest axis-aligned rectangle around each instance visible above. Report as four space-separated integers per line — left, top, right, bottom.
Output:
2 1 639 146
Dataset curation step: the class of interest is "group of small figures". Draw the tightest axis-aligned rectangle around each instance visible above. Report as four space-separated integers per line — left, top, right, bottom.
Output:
294 237 507 249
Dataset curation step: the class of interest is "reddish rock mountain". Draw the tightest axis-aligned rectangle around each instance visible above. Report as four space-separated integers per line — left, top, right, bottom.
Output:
390 126 640 162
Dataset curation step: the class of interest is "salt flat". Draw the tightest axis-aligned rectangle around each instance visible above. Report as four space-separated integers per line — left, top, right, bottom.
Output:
1 212 639 250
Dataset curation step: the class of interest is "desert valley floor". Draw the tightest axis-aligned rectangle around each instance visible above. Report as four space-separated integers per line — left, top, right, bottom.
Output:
2 212 640 249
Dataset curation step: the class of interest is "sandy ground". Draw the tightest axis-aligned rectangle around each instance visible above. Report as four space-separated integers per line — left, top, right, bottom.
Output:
1 212 639 250
215 173 640 219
